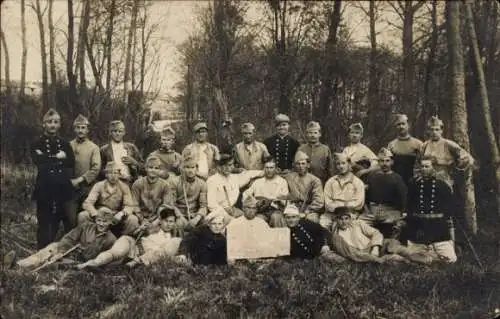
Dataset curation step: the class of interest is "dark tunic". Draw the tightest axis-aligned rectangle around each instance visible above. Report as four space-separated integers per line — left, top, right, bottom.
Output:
365 171 407 210
289 219 329 259
31 134 75 201
179 225 227 265
263 134 300 171
388 136 422 185
406 176 452 244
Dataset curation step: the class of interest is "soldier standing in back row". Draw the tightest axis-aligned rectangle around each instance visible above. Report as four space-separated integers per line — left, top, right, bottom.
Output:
31 109 75 248
263 114 300 173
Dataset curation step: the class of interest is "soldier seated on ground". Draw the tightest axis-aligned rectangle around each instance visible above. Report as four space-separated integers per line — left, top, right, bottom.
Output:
77 205 182 269
241 157 288 225
9 210 116 271
176 211 228 266
78 162 139 237
329 207 431 264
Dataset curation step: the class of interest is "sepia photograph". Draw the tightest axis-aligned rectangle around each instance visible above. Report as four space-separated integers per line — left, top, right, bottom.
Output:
0 0 499 318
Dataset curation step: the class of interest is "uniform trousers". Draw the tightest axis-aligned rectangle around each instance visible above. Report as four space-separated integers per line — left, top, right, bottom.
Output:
407 240 457 263
36 199 75 249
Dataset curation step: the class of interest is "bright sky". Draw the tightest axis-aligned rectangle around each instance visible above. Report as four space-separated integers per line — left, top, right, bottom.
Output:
0 1 408 96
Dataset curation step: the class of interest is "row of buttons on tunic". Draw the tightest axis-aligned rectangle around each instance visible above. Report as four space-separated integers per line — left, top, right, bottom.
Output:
275 138 289 164
292 224 314 252
419 180 436 214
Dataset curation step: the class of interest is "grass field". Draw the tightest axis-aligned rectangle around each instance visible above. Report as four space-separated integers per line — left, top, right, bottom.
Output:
1 164 499 319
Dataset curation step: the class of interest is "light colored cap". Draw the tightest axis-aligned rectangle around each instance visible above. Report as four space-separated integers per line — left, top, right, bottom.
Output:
193 122 208 132
96 207 115 222
104 161 121 173
334 152 350 163
394 114 408 125
109 120 125 130
242 195 258 209
378 147 393 159
181 155 198 167
427 115 443 128
294 150 309 163
73 114 89 126
240 122 255 133
275 113 290 124
283 204 300 216
160 126 176 138
306 121 321 132
205 208 226 223
145 155 161 166
348 123 363 134
42 108 60 122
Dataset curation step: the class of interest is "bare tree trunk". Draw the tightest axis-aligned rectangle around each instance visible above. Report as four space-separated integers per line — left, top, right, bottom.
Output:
139 6 147 96
105 0 117 91
465 1 500 215
446 1 477 234
34 0 50 111
365 0 380 141
76 0 91 88
84 37 104 91
317 0 342 144
402 1 414 118
0 27 10 94
20 0 27 97
123 0 140 102
278 0 290 114
48 0 57 107
67 0 77 106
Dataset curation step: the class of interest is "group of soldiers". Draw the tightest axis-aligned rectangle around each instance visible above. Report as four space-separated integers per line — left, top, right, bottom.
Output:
5 108 476 270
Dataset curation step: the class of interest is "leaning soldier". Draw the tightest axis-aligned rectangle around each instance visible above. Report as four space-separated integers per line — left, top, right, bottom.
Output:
165 155 208 232
418 115 474 189
67 114 102 231
234 122 270 170
182 122 220 179
148 126 182 178
100 120 144 183
31 108 75 248
78 162 139 236
297 121 334 185
359 148 407 239
279 151 324 226
342 123 379 180
387 114 422 186
13 209 116 271
405 156 457 263
263 114 300 174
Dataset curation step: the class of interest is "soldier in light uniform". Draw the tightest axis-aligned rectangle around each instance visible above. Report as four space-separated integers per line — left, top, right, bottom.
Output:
342 123 379 180
322 153 365 229
297 121 334 185
263 114 300 173
182 122 220 179
234 122 270 170
387 114 422 186
165 156 208 232
100 120 144 183
418 116 474 189
78 162 140 236
31 108 76 248
68 114 102 229
405 156 457 263
148 126 182 178
279 151 324 226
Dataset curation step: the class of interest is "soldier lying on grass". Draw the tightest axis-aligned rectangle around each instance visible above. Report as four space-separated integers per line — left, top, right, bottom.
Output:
77 205 181 269
6 209 116 271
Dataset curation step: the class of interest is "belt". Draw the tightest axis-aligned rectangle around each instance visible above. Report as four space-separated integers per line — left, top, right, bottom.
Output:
412 213 444 219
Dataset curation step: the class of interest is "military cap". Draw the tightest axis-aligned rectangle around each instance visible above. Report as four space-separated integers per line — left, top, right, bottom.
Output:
145 155 162 166
205 208 226 224
104 161 121 173
283 204 300 216
394 114 408 125
242 195 258 209
217 153 234 166
96 207 116 222
193 122 208 132
109 120 125 130
306 121 321 132
181 155 198 167
333 152 351 163
160 126 176 139
427 115 444 128
240 122 255 133
42 108 61 122
275 113 290 125
158 204 177 219
73 114 90 126
294 150 309 163
348 123 363 134
334 206 354 217
378 147 393 159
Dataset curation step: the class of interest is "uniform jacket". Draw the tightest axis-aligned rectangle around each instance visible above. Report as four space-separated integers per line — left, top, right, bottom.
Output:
388 136 422 185
263 134 300 171
100 142 144 181
297 143 334 184
31 134 75 201
289 219 329 259
179 225 227 265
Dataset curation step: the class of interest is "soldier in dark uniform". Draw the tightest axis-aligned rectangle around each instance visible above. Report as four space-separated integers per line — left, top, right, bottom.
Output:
283 204 331 259
405 156 457 263
263 114 300 173
31 109 75 249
